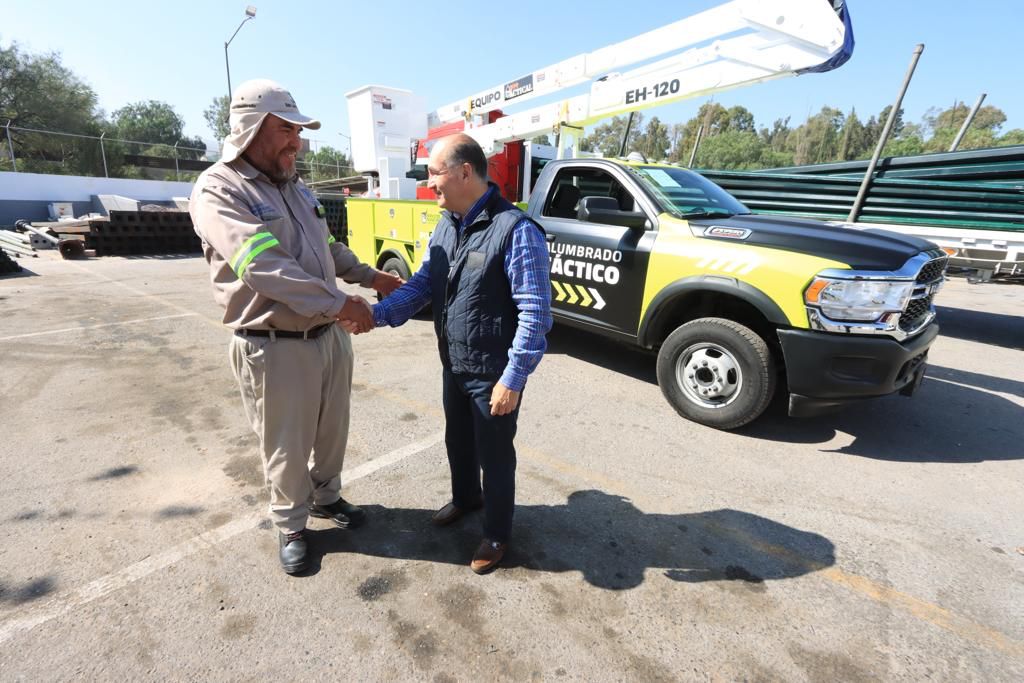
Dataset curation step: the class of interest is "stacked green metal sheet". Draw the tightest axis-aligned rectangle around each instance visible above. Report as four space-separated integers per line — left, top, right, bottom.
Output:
698 145 1024 233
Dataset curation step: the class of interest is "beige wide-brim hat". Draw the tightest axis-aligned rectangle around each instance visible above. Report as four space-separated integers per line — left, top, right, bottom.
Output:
221 79 321 163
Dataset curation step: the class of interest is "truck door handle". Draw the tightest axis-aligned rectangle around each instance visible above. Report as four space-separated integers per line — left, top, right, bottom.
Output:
545 234 556 243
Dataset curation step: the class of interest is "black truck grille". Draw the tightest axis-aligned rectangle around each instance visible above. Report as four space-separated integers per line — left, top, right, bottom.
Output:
899 255 946 333
899 295 933 332
916 256 948 284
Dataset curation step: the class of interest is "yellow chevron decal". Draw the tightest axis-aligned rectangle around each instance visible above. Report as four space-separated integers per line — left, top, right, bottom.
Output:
551 281 606 310
565 283 579 304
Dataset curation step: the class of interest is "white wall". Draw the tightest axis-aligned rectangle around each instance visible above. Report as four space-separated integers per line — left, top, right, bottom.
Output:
0 171 194 202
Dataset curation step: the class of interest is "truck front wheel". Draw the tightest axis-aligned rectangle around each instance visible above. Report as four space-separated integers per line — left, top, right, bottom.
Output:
378 256 412 301
656 318 775 430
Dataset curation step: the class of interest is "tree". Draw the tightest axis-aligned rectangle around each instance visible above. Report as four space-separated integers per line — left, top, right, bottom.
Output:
635 116 671 161
302 145 355 183
204 95 231 143
758 117 792 165
999 128 1024 145
0 40 105 175
837 109 867 160
110 100 206 160
786 106 845 165
920 102 1007 152
694 129 766 169
667 103 758 165
580 114 644 157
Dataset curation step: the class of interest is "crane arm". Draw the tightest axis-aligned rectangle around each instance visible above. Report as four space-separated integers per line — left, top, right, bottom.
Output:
450 0 852 155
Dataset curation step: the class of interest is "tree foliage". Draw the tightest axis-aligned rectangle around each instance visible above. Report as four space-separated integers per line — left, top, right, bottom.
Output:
302 145 355 184
580 113 644 157
110 100 206 160
0 39 209 177
0 41 105 174
3 39 1022 178
204 95 231 143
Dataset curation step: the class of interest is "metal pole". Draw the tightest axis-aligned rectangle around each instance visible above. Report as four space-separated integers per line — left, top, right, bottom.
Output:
618 112 635 157
224 15 254 101
688 124 704 167
99 132 109 178
847 44 924 223
173 141 180 181
949 93 986 152
4 120 16 172
224 42 233 100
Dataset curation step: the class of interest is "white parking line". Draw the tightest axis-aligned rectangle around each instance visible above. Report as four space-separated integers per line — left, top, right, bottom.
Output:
0 430 445 646
0 312 198 341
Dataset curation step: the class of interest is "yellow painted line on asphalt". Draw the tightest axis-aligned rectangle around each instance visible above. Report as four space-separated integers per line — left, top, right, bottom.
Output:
700 518 1024 658
521 442 1024 659
0 430 445 647
821 567 1024 657
0 312 198 341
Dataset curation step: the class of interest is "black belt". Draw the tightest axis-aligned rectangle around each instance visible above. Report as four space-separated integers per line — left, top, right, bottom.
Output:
235 323 333 340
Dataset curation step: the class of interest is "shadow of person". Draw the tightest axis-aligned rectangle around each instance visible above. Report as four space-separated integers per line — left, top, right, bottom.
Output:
302 490 835 590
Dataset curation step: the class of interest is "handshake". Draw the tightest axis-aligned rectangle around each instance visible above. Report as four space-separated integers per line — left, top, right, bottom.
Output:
336 294 374 334
336 269 404 335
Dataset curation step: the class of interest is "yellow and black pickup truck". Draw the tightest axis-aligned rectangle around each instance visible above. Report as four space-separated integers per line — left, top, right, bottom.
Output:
347 157 946 429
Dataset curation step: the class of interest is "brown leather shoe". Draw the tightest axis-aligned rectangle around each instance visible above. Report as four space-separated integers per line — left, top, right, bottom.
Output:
431 499 483 527
470 539 507 574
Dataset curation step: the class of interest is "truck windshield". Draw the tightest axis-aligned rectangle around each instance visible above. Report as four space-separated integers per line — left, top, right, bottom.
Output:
632 166 750 218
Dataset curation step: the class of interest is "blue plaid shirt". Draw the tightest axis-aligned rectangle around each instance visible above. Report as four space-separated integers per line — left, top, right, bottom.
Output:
373 186 552 391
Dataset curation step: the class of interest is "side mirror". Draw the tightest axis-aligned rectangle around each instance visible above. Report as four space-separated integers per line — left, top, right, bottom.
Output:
405 165 428 181
577 196 648 229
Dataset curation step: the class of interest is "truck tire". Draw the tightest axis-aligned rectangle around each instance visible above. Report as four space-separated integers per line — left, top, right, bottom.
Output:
378 256 411 301
656 317 775 430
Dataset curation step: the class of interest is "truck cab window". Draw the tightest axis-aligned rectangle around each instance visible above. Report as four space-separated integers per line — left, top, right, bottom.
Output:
543 168 637 220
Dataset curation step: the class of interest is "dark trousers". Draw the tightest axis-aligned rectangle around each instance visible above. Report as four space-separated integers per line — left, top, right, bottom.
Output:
442 369 520 543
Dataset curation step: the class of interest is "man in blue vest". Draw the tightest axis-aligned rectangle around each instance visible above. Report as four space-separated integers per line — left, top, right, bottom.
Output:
371 133 552 573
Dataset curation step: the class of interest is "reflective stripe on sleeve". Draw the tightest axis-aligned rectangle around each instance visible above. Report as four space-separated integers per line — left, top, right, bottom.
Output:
328 235 336 245
230 232 279 278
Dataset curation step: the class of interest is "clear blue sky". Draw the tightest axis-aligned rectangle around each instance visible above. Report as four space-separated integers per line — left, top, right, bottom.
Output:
2 0 1021 154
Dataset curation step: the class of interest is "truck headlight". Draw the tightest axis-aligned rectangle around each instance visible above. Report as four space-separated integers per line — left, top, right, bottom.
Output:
804 277 913 321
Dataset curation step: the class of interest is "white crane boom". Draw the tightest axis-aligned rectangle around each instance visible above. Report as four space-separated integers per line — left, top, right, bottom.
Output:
448 0 851 157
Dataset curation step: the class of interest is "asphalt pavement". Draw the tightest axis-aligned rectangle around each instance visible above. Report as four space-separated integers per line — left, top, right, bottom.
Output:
0 254 1021 681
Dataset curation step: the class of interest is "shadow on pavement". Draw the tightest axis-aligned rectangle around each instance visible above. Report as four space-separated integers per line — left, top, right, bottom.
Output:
935 305 1023 350
0 266 38 279
741 364 1022 462
544 325 657 385
299 490 835 590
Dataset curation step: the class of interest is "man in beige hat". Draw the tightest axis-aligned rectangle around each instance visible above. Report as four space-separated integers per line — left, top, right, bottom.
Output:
189 78 402 574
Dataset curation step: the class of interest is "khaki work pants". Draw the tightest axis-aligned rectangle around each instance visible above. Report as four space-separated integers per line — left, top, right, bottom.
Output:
229 325 353 533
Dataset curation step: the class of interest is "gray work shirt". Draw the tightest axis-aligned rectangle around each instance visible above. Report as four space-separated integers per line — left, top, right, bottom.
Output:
189 157 376 331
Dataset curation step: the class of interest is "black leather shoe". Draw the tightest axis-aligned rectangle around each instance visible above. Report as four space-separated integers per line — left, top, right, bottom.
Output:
431 498 484 526
279 530 309 575
309 497 367 529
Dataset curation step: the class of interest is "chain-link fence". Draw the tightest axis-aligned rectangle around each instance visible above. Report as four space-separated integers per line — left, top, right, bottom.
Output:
1 123 358 184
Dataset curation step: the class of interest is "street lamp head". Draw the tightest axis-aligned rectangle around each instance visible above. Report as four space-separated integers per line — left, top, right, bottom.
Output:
245 6 257 17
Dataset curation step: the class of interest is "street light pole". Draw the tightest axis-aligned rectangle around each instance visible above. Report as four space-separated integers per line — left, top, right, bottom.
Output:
224 6 257 100
338 132 352 175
